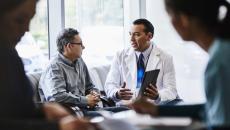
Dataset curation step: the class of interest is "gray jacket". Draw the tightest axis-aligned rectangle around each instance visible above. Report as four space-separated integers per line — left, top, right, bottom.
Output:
39 53 98 106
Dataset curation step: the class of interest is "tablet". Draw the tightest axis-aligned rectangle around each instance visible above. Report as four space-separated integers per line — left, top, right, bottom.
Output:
138 69 160 98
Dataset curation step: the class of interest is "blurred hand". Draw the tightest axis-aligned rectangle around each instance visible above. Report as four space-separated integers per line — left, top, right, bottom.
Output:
116 82 133 100
43 103 71 121
144 83 159 100
90 90 100 99
86 94 100 107
131 98 158 116
60 116 96 130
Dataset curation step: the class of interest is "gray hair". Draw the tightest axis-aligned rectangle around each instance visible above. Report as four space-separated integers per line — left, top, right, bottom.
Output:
56 28 79 54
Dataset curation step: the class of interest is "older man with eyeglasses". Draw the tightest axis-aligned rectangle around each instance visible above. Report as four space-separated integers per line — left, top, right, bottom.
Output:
39 28 100 114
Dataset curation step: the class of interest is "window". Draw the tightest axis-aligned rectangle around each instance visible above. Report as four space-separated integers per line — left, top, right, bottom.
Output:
65 0 125 66
146 0 208 103
16 0 49 73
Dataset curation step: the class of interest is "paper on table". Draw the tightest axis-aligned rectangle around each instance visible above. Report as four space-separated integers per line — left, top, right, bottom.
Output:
97 119 140 130
112 110 192 126
90 111 140 130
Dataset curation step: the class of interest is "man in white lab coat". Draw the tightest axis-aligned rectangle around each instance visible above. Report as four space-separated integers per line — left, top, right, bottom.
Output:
105 19 179 106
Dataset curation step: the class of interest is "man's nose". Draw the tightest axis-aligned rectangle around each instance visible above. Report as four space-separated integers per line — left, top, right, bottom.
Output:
24 23 30 32
81 45 85 49
26 26 29 32
130 35 135 41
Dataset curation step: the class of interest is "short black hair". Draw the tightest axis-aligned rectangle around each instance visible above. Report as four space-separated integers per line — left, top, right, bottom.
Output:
165 0 230 38
133 18 154 36
56 28 79 54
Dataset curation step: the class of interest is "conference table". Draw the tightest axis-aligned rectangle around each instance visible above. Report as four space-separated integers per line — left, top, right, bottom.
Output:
91 110 205 130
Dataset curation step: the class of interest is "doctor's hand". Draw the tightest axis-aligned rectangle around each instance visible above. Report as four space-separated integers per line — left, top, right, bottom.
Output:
144 83 159 100
116 82 133 100
131 97 158 116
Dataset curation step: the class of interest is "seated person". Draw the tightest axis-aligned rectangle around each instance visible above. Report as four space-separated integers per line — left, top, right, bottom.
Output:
0 0 96 130
132 0 230 129
104 19 179 106
39 28 100 110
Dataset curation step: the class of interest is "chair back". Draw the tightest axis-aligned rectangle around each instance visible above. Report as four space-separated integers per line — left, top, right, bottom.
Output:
27 72 42 102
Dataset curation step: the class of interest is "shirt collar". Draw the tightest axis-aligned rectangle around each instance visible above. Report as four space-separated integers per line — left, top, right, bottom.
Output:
135 42 153 60
208 38 219 58
58 53 78 67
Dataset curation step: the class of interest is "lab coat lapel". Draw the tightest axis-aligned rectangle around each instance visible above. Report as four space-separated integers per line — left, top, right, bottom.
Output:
146 44 161 71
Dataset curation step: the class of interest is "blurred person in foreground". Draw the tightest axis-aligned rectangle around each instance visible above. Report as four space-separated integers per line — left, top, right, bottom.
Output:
132 0 230 129
0 0 95 130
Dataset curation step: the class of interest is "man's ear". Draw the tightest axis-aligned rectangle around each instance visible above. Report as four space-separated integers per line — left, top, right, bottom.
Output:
66 43 72 48
147 32 153 41
63 43 71 52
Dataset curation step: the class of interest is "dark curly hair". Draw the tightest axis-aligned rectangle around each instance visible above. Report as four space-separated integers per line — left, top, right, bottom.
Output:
165 0 230 38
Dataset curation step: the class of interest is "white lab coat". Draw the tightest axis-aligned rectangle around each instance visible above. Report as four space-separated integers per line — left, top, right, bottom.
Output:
104 43 178 105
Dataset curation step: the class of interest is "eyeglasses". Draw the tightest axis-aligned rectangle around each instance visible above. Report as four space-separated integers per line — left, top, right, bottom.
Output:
70 42 85 48
70 42 83 46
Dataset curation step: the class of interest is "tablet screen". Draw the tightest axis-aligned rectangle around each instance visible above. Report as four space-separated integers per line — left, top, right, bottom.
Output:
138 69 160 98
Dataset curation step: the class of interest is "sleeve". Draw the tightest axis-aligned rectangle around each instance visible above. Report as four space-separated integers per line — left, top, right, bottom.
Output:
204 55 230 125
40 63 88 106
157 55 178 103
0 48 60 130
0 48 39 118
104 52 122 102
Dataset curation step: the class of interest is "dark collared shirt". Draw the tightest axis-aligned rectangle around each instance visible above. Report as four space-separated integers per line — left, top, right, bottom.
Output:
0 45 58 130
